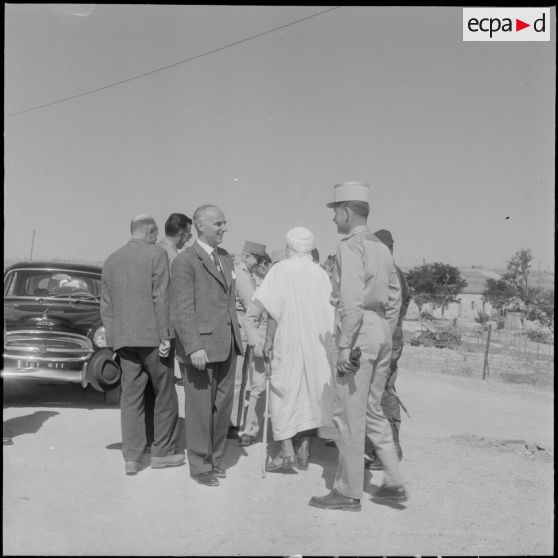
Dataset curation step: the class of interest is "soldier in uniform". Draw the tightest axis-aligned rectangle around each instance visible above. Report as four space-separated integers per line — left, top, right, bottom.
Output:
365 229 411 469
229 241 270 442
309 182 408 511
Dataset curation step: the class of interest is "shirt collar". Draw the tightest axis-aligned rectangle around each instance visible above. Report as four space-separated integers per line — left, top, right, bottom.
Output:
197 238 215 256
159 237 178 253
344 225 369 239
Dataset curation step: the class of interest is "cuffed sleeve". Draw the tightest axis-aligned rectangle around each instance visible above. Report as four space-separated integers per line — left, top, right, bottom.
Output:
336 241 365 348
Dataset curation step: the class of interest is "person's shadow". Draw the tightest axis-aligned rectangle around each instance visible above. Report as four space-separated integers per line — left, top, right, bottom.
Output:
3 410 59 444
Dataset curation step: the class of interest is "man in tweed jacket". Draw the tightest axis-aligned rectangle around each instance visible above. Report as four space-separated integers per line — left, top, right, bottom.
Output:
101 215 184 475
170 205 243 487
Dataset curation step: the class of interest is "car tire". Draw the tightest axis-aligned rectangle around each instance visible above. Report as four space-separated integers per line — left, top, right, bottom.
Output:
104 385 121 406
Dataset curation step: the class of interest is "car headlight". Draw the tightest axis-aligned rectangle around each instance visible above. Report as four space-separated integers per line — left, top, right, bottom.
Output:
93 326 107 348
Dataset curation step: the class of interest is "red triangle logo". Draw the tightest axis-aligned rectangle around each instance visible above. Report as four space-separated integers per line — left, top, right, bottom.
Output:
516 19 530 31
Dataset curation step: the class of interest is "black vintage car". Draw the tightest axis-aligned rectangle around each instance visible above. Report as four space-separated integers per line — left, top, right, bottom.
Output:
2 261 119 402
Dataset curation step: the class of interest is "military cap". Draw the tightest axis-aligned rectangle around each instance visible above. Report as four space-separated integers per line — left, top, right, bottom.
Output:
326 182 370 207
242 240 267 257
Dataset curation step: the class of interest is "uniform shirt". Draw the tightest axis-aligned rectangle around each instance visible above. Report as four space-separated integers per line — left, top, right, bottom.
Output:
234 261 256 315
331 225 401 348
243 300 267 347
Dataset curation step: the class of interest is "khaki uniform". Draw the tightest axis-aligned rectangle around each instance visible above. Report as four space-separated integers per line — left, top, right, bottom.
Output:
330 225 403 499
231 262 257 427
238 300 267 438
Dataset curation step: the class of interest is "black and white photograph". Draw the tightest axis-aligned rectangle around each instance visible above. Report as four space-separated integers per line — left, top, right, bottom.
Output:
3 4 554 556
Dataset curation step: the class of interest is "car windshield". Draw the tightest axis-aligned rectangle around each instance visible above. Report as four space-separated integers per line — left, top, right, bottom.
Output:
4 269 102 300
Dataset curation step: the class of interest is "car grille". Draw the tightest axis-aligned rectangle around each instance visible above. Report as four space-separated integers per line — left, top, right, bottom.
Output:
4 330 94 362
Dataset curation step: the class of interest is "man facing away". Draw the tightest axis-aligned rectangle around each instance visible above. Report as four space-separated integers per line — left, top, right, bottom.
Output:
365 228 411 470
170 205 243 487
100 214 184 475
157 212 193 267
310 182 407 511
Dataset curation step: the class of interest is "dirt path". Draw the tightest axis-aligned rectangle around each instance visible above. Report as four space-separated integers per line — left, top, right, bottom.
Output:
3 361 553 556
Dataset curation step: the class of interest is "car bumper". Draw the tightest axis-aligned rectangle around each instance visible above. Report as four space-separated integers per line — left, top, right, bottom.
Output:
1 360 88 386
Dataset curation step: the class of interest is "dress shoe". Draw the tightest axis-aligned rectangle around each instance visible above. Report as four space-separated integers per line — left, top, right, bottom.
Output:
309 490 361 511
151 453 186 469
265 454 296 472
192 471 219 487
240 434 255 447
213 466 226 478
125 460 143 476
371 484 408 503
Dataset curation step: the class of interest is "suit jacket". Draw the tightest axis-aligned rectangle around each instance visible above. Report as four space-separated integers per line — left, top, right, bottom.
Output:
100 239 171 351
170 241 243 363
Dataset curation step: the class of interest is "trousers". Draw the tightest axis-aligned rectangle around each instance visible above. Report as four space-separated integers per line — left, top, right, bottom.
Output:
117 346 179 461
365 343 404 458
238 352 266 438
181 349 237 477
332 311 404 500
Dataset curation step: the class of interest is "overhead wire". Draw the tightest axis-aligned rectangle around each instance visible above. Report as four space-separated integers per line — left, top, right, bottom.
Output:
5 6 341 118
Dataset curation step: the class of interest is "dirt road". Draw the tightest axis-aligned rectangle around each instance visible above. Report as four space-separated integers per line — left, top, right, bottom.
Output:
3 356 553 556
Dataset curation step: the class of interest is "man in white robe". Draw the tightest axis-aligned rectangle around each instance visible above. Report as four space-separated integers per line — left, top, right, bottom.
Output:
254 227 335 470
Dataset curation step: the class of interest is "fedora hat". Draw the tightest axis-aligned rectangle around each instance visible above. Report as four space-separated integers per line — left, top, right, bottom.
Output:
87 348 121 392
243 240 267 257
326 182 370 207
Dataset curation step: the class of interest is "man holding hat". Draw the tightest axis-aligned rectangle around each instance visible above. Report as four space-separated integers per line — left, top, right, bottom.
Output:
365 229 411 470
170 205 243 487
309 182 407 511
101 214 183 476
230 240 271 444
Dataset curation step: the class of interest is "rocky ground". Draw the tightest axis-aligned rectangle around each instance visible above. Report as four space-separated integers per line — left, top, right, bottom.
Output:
2 344 554 556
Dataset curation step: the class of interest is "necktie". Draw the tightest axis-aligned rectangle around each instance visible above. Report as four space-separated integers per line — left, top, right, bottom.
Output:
212 251 224 278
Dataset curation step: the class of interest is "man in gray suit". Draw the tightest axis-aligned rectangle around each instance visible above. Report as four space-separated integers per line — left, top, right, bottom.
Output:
101 214 184 475
170 205 243 487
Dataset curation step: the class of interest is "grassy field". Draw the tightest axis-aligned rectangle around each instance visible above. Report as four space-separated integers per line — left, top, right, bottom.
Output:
403 318 554 390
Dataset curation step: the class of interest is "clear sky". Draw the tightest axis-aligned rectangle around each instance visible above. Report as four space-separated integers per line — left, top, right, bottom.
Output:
4 5 555 270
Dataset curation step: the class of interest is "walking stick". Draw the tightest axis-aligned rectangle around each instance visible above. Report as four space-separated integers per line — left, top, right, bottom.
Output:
261 361 271 478
388 387 411 418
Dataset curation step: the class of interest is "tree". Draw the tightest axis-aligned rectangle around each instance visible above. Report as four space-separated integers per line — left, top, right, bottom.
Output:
406 262 468 316
483 249 553 331
525 287 554 331
483 277 519 313
501 249 533 302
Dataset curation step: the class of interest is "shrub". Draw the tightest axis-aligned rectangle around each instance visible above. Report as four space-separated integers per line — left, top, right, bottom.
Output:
474 311 491 325
410 327 462 349
527 330 552 344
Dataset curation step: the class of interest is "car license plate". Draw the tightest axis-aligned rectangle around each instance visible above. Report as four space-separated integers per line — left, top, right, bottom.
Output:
16 360 66 370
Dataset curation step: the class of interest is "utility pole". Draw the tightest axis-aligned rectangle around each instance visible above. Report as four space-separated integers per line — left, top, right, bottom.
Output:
29 229 36 261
